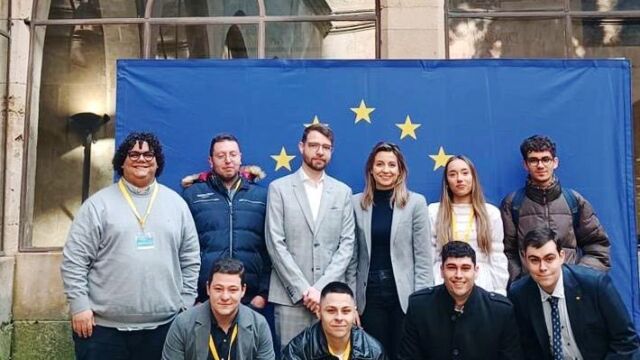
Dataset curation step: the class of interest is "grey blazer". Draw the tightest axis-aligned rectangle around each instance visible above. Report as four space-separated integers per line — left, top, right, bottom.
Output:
265 168 356 305
161 303 275 360
349 191 433 313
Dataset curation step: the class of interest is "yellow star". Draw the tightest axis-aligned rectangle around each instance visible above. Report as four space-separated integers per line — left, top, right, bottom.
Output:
429 146 452 171
395 115 422 140
304 115 327 127
350 100 375 124
271 147 296 171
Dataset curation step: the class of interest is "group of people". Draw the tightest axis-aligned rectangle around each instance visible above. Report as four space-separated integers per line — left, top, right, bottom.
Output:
60 124 638 360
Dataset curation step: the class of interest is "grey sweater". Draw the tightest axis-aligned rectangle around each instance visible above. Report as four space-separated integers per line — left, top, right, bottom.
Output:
61 181 200 330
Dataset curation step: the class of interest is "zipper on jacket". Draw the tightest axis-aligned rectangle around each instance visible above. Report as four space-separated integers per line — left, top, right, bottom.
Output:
228 198 234 258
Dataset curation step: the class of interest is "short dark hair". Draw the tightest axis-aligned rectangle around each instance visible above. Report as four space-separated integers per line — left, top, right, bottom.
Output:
301 124 334 145
207 258 246 285
209 133 240 157
321 281 354 300
520 135 557 159
522 227 561 253
112 132 165 177
441 241 476 266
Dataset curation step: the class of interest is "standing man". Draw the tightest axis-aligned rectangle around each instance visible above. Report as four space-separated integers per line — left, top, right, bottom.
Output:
61 132 200 359
265 124 356 351
162 258 275 360
509 227 639 359
182 133 270 311
399 241 523 360
282 282 386 360
501 134 610 283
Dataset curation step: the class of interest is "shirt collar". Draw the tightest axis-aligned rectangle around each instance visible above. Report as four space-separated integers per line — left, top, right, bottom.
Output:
122 178 156 195
300 167 325 185
538 272 565 302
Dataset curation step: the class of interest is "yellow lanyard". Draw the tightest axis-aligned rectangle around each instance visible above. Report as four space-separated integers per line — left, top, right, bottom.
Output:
328 341 351 360
117 179 159 229
209 324 238 360
451 207 475 242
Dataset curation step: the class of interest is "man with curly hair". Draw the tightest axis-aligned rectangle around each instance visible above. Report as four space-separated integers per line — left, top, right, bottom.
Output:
500 134 610 284
61 132 200 359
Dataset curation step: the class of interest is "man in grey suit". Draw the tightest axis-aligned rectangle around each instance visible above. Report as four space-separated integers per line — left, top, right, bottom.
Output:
162 258 275 360
265 124 356 351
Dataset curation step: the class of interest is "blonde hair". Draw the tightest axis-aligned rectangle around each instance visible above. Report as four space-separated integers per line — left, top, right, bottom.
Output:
360 142 409 209
435 155 492 255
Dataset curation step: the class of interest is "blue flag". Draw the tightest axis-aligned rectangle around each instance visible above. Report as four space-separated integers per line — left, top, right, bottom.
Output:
116 58 638 328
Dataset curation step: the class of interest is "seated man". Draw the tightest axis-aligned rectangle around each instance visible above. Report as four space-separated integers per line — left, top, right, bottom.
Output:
282 282 386 360
509 227 639 360
162 258 275 360
399 241 522 360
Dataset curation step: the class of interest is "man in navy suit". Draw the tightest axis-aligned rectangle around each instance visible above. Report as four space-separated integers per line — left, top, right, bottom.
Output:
509 227 639 360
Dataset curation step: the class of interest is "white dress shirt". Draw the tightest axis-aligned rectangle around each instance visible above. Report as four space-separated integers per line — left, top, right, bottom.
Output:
539 274 583 360
300 168 325 222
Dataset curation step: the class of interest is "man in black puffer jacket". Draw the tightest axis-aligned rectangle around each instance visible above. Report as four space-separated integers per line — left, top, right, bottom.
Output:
182 133 270 311
282 282 387 360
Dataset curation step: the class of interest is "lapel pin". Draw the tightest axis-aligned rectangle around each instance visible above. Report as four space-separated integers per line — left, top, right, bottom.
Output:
576 296 581 301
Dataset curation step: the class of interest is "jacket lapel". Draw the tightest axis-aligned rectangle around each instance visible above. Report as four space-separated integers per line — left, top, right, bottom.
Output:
194 303 213 360
563 266 586 352
363 204 372 260
314 178 334 234
389 201 402 249
236 305 255 360
527 279 552 358
292 169 315 233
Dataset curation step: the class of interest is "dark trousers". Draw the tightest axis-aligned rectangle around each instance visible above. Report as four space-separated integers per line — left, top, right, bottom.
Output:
361 269 405 360
73 322 171 360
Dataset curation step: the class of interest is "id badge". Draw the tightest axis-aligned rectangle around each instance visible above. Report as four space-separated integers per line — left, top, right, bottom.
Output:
135 232 155 250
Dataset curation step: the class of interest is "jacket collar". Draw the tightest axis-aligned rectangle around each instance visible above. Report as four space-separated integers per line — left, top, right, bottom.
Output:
308 322 376 360
207 174 248 195
525 176 562 205
194 302 255 360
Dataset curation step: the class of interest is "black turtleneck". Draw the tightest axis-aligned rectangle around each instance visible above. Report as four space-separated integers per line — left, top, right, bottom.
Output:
369 189 394 271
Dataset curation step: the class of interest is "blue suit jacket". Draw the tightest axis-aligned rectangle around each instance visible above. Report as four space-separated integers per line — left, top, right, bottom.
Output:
508 265 640 360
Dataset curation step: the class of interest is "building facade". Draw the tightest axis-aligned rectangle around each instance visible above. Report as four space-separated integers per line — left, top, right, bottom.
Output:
0 0 639 358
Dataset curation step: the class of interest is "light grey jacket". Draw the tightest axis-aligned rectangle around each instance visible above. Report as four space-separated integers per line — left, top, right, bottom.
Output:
161 302 275 360
265 169 356 305
349 191 433 313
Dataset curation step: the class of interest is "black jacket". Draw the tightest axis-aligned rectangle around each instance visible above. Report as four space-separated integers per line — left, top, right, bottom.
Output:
399 285 523 360
282 322 387 360
508 265 640 360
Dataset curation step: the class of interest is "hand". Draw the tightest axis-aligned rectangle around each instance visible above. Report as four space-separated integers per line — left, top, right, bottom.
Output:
303 287 321 312
250 295 267 309
72 309 95 338
354 311 361 327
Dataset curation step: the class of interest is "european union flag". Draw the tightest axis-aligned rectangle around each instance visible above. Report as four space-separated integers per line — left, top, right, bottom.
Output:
116 58 638 328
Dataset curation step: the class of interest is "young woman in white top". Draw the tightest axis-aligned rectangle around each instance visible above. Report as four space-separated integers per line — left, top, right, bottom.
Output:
428 155 509 294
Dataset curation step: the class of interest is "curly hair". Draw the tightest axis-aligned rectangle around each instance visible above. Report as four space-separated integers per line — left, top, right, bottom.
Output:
112 132 165 177
520 135 556 159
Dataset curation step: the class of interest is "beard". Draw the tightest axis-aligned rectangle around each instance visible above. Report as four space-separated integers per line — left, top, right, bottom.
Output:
303 155 327 171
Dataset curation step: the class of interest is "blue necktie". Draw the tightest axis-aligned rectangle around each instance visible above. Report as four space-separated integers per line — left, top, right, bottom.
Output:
549 296 563 360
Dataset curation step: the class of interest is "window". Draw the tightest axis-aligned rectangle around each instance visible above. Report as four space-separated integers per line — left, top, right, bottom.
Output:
25 0 379 250
445 0 640 233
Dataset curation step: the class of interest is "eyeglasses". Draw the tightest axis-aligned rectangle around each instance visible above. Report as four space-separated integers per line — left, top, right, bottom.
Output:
526 156 554 166
306 142 332 152
128 151 155 161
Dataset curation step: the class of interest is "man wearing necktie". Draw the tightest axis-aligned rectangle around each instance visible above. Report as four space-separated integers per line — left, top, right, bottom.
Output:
509 227 640 360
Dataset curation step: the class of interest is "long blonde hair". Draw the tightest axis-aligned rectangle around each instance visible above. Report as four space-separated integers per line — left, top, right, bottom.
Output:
435 155 492 255
360 142 409 209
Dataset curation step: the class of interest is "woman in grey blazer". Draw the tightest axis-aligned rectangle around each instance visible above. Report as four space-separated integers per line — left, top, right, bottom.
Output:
350 142 433 360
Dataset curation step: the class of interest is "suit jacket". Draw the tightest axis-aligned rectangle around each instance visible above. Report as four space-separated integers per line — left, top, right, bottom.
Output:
161 302 275 360
265 168 356 305
349 191 433 313
508 265 640 360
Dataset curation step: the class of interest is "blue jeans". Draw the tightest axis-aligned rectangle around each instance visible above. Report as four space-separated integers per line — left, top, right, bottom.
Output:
72 322 171 360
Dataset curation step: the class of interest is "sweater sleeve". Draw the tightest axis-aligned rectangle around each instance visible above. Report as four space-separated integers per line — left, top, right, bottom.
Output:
488 204 509 295
179 202 201 307
60 199 103 315
428 203 444 286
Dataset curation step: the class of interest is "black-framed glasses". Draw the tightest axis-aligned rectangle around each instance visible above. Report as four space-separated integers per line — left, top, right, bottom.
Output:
128 151 155 161
526 156 554 166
